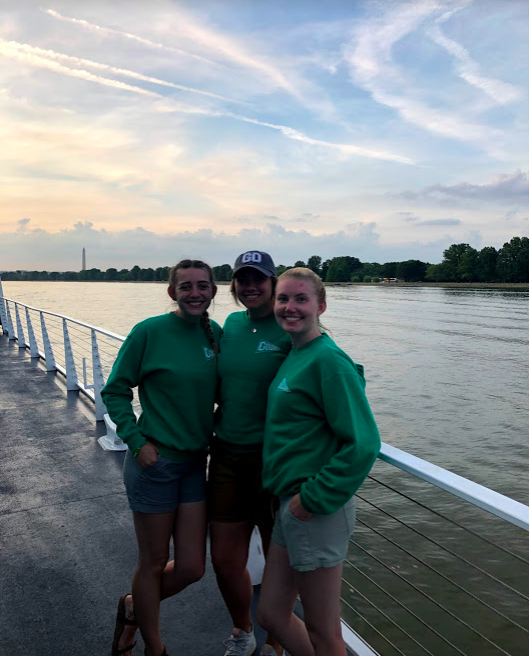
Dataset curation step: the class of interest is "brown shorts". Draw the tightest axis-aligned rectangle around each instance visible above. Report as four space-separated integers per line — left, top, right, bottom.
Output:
207 439 277 535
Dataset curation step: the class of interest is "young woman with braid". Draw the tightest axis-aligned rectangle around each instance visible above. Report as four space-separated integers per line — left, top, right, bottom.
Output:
208 250 291 656
102 259 221 656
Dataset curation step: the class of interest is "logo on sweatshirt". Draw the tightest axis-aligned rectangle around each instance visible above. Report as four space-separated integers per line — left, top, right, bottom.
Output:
203 346 215 361
277 378 291 393
256 340 282 354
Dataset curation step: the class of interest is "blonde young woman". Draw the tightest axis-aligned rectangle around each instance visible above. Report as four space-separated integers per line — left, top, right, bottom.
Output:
103 260 221 656
208 251 290 656
257 267 381 656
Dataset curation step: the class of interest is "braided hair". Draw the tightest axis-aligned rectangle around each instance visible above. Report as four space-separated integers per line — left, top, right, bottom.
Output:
168 259 219 355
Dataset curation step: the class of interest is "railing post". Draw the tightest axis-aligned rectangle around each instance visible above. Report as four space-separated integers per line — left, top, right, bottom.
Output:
40 312 56 371
63 319 78 391
6 303 16 341
0 276 7 334
98 414 128 451
25 308 39 358
15 303 27 349
247 527 265 585
91 330 107 421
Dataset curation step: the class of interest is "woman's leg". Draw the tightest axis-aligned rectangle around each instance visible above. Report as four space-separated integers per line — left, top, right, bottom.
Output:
210 520 255 633
132 510 176 656
257 541 315 656
161 500 207 599
296 563 346 656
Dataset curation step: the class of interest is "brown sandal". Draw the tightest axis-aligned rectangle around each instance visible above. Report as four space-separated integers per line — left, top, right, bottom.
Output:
112 594 137 656
144 649 168 656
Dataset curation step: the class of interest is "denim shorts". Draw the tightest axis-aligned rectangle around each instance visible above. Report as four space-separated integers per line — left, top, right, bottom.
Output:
123 450 206 514
272 495 356 572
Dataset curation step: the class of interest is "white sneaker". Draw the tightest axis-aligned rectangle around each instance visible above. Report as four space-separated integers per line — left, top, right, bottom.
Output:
223 627 257 656
260 646 279 656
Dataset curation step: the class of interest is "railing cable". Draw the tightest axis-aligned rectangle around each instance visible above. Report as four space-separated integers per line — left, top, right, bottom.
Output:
367 475 529 566
357 493 529 608
340 595 409 656
353 524 515 656
343 560 465 656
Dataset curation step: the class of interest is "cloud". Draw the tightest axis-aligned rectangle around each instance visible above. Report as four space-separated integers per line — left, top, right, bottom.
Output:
0 38 160 98
397 212 420 222
17 218 31 233
0 38 412 165
0 220 457 270
1 39 244 104
43 8 217 66
415 218 461 226
392 170 529 203
428 15 523 104
343 1 503 144
44 7 299 98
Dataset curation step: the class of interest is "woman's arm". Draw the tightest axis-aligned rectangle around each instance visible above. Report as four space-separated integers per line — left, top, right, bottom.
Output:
101 332 148 456
299 370 381 515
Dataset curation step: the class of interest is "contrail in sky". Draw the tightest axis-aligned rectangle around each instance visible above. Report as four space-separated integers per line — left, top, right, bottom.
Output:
44 7 299 99
1 40 244 105
0 39 413 165
44 8 219 67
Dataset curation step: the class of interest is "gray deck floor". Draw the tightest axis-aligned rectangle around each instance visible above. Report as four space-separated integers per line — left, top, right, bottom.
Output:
0 335 262 655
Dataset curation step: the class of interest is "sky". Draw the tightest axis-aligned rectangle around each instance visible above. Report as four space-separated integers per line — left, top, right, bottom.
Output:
0 0 528 271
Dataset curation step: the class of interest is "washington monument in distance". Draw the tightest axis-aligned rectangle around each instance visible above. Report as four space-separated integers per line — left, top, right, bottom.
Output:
82 247 86 271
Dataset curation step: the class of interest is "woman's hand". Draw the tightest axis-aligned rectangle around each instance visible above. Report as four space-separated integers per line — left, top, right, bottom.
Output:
289 493 313 522
136 443 159 469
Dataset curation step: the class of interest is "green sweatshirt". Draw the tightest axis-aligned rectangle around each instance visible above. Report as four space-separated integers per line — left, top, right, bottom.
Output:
101 312 221 461
215 311 291 449
263 334 381 515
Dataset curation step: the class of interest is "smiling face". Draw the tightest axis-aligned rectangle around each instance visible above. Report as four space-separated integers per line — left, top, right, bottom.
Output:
234 267 274 318
168 266 216 322
274 276 326 347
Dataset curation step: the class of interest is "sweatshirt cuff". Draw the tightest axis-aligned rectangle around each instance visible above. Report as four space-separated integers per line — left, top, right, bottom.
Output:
125 434 148 454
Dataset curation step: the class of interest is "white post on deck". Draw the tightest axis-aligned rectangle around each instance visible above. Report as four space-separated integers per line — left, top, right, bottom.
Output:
62 319 78 391
14 304 27 349
25 308 39 358
98 414 128 451
6 303 16 341
91 330 107 421
40 312 56 371
0 276 8 334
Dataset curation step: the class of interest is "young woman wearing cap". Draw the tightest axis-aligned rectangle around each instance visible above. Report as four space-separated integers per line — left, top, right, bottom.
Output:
208 250 290 656
103 259 221 656
257 267 381 656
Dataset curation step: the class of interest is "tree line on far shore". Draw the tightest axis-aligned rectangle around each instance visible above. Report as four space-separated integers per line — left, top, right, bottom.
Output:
2 236 528 284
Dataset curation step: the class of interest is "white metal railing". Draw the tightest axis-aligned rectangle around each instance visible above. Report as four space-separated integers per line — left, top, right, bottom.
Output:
0 286 127 451
1 282 528 656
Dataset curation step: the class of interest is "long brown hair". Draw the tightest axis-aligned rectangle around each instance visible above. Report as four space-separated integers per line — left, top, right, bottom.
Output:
168 259 218 354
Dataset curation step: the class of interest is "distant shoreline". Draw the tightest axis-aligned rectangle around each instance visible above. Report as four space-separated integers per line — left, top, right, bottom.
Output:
325 281 529 290
3 279 529 291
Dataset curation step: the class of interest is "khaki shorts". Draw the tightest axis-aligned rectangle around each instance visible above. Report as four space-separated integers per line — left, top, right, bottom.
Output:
272 495 356 572
207 439 277 536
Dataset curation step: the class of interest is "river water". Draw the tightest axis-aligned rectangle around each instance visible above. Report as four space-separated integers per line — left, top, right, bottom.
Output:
3 280 527 505
2 280 528 654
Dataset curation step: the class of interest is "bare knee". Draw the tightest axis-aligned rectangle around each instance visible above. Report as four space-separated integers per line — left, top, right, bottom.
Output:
211 544 248 580
183 559 205 585
256 600 281 635
305 619 343 651
138 549 170 575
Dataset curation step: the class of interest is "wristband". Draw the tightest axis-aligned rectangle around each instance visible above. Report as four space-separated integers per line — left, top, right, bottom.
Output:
131 445 143 458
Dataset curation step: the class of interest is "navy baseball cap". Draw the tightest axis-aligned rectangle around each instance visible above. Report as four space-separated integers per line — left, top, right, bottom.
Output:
233 251 276 277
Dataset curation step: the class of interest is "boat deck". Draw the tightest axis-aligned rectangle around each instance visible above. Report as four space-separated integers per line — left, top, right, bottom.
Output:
0 335 267 655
